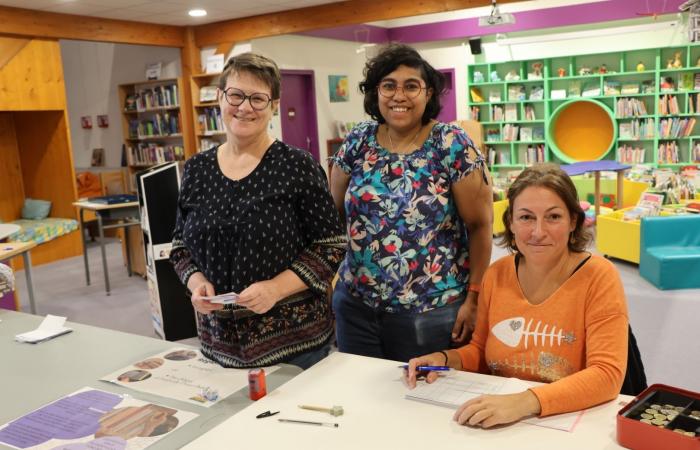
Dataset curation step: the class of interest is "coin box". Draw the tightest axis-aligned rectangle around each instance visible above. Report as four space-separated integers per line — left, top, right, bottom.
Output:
617 384 700 450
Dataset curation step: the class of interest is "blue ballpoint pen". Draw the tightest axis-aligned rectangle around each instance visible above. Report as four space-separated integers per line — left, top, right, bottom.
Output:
399 365 450 371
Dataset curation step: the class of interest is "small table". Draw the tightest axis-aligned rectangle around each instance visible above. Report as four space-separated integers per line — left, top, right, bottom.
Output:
73 201 140 296
561 160 631 216
0 241 38 314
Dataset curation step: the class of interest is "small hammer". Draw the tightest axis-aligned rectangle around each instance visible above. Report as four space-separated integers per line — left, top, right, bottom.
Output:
298 404 344 416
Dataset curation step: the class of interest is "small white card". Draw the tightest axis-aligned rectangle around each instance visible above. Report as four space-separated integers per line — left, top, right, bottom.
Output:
201 292 239 304
206 54 225 74
15 314 73 344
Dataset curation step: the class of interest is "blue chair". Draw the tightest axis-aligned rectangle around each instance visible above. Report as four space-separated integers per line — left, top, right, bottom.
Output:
639 215 700 290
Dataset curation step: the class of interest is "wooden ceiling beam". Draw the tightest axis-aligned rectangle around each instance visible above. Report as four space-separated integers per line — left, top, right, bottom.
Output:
194 0 529 47
0 6 184 47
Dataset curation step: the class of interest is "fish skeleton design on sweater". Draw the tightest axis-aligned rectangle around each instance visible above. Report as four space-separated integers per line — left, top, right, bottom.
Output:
491 317 576 349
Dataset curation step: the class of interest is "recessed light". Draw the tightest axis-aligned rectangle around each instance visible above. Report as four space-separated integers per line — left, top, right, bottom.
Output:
189 9 207 17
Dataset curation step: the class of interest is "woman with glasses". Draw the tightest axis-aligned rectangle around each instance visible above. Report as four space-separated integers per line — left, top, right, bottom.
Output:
170 53 346 369
329 44 493 362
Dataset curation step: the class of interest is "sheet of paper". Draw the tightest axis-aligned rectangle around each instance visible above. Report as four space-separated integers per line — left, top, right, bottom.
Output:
101 348 279 407
15 314 73 343
200 291 239 304
0 387 197 450
405 372 584 432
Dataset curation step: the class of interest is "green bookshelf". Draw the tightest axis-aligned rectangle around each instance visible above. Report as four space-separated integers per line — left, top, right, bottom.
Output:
467 43 700 170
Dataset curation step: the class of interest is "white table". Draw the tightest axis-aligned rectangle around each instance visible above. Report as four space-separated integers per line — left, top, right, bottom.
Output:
183 352 630 450
73 200 140 295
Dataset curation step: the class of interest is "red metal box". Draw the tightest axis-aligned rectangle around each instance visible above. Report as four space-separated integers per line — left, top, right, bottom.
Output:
617 383 700 450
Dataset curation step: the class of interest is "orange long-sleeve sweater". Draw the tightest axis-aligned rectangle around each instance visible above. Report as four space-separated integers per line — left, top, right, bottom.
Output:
455 254 628 417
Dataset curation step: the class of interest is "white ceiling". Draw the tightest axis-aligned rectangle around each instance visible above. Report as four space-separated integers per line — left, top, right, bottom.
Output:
0 0 346 26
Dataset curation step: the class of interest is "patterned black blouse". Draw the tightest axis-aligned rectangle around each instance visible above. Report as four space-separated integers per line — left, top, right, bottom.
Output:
170 141 346 367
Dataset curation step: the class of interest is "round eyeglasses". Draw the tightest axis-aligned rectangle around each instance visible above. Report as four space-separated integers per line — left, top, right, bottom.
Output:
377 80 426 99
223 88 272 110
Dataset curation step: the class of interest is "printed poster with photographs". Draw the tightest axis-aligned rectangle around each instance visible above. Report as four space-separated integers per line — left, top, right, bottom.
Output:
101 348 279 407
0 387 197 450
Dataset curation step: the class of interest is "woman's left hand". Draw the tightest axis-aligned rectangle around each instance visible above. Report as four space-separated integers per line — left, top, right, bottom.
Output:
451 291 478 345
453 390 541 428
237 280 283 314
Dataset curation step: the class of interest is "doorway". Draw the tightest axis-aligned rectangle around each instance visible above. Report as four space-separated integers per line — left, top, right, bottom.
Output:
437 68 456 123
280 70 320 161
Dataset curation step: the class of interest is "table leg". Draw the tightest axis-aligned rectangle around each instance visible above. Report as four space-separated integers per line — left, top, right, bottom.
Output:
21 251 37 314
97 213 111 296
594 171 601 216
80 208 90 286
616 170 625 210
125 225 132 277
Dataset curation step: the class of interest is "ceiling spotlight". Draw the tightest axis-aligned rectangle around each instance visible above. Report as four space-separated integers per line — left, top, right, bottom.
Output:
188 9 207 17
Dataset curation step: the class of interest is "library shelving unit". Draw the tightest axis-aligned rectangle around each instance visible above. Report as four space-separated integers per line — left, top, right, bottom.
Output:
467 43 700 171
118 77 190 191
189 72 225 152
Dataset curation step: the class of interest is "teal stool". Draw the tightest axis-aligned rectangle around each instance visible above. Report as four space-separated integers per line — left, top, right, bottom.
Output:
639 215 700 290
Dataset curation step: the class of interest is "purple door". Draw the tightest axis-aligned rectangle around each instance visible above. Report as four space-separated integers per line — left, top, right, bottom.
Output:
280 70 320 161
437 68 456 123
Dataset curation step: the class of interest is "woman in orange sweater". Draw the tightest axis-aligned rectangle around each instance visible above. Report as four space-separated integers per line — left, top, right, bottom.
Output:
406 164 628 428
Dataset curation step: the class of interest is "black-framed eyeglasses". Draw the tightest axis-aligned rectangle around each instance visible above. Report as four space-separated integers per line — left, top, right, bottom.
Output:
223 87 272 110
378 80 426 99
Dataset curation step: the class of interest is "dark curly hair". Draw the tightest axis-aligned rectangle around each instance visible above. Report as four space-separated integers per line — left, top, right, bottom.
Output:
359 43 444 125
498 164 592 254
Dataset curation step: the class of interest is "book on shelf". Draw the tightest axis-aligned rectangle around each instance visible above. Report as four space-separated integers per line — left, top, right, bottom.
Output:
657 141 680 164
469 106 480 121
470 87 484 102
489 91 502 102
620 83 639 95
619 123 633 140
504 104 518 121
529 86 544 100
551 89 566 99
525 144 545 165
616 98 647 117
507 85 526 101
604 81 621 96
532 127 544 141
618 144 645 164
502 124 519 141
491 105 504 121
524 105 536 121
199 138 219 151
519 127 532 142
127 142 184 166
124 94 137 112
199 86 217 103
695 73 700 90
678 72 694 91
582 83 600 97
658 95 679 115
486 129 501 142
567 81 581 97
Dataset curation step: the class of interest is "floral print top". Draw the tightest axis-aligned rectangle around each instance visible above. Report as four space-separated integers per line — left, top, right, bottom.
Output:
331 121 487 314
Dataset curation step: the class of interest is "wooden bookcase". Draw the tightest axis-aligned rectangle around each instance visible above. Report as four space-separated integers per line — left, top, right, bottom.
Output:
190 72 225 152
118 77 191 191
467 43 700 171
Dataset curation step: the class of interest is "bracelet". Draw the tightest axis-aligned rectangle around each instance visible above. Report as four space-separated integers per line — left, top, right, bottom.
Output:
439 350 449 366
468 283 480 294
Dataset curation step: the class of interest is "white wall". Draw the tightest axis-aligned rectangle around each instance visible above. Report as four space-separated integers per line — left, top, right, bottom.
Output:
60 40 181 169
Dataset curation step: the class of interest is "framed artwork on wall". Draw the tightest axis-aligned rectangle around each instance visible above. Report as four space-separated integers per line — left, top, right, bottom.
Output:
328 75 349 102
97 115 109 128
80 116 92 129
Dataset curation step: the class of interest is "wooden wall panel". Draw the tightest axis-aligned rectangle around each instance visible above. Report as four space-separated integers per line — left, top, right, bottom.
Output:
0 112 24 222
0 38 66 111
13 111 78 220
194 0 528 46
0 6 184 47
0 37 28 70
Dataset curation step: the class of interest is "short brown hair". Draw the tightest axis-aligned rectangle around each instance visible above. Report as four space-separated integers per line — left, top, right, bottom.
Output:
499 163 591 253
218 52 281 100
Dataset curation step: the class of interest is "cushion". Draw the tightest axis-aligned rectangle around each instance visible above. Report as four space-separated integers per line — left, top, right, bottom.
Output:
21 199 52 220
8 218 78 244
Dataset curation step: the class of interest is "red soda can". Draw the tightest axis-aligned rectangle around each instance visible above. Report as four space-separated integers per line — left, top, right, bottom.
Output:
248 368 266 400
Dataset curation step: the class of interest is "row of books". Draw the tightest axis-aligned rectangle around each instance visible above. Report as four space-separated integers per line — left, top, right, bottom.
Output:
524 105 537 121
619 119 655 140
524 144 545 165
126 143 185 166
615 98 648 118
658 117 696 139
658 141 680 164
622 192 664 222
694 143 700 163
688 94 700 114
197 107 224 134
128 112 181 138
618 144 646 164
502 124 519 141
487 147 510 166
468 106 480 121
659 95 680 115
125 84 179 111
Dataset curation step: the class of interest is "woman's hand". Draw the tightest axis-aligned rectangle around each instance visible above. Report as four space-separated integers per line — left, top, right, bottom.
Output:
187 272 222 315
453 390 541 428
404 352 455 389
451 292 478 345
238 280 283 314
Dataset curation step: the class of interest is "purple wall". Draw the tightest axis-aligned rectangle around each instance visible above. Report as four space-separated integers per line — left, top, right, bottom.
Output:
299 0 685 45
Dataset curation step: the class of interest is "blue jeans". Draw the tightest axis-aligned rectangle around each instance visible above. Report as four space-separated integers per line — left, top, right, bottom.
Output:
332 281 463 362
284 341 333 370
